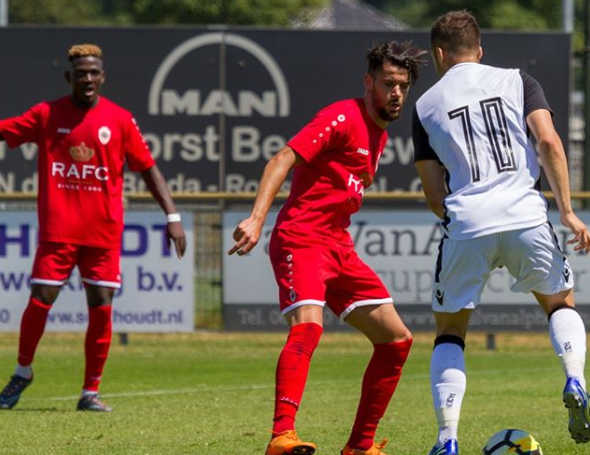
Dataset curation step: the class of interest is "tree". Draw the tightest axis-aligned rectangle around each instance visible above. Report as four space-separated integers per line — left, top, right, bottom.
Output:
130 0 327 26
368 0 560 29
8 0 328 26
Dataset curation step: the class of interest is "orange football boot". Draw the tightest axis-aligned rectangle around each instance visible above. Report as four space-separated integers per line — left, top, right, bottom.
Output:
265 430 317 455
341 439 389 455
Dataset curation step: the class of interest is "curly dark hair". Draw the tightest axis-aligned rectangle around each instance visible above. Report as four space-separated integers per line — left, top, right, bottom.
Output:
366 40 427 86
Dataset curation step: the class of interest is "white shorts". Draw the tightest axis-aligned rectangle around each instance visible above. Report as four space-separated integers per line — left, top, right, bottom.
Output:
432 222 574 313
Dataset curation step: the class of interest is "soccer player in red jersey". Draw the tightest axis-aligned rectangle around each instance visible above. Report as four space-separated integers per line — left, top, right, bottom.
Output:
0 44 186 412
228 41 426 455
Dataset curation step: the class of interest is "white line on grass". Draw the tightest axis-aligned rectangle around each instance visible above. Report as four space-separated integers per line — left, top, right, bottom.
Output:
48 366 556 401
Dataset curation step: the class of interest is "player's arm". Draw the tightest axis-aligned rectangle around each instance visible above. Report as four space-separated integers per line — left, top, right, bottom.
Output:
228 146 302 256
412 107 448 219
415 160 448 219
140 164 187 258
527 109 590 252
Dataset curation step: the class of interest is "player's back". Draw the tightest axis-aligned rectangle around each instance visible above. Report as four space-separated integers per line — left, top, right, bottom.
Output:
414 62 548 239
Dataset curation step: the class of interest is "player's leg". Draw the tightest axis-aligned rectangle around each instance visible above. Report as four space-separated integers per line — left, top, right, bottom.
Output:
325 246 410 455
0 242 74 410
342 303 412 455
503 223 588 443
427 311 471 455
536 290 589 444
266 305 323 455
426 233 496 455
76 246 120 412
266 231 327 455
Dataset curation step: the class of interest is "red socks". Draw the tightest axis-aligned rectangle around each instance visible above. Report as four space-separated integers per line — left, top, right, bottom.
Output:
272 322 323 436
83 305 113 392
17 298 112 392
346 338 413 450
17 297 52 367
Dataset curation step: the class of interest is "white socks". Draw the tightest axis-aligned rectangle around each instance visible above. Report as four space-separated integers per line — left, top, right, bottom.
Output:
431 342 466 445
549 307 587 389
15 364 32 379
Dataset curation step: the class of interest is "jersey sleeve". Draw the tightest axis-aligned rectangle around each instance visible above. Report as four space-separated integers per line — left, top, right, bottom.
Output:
520 70 553 117
0 102 45 148
287 102 350 163
412 107 440 162
124 115 156 172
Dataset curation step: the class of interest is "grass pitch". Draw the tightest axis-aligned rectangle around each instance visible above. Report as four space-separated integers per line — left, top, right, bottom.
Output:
0 331 587 454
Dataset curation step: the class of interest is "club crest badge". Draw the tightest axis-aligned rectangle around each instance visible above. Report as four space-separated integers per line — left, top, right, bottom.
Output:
98 126 111 145
69 142 94 162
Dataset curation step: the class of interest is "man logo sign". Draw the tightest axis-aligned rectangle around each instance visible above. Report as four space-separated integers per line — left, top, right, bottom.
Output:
148 32 290 118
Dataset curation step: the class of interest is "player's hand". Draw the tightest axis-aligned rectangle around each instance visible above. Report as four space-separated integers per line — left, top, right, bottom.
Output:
561 212 590 253
167 221 187 258
228 217 262 256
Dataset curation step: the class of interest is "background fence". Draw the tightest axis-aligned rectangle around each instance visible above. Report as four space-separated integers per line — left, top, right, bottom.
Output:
3 191 590 331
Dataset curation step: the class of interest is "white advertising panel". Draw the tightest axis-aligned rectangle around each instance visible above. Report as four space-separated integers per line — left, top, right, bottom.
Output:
223 210 590 306
0 212 194 332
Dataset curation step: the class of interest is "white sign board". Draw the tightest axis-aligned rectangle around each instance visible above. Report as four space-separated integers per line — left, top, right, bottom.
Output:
223 210 590 306
0 212 194 332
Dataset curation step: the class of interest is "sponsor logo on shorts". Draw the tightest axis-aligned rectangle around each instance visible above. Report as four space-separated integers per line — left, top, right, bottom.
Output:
563 265 571 283
289 288 297 302
564 341 572 353
434 288 444 305
356 147 369 156
57 127 71 134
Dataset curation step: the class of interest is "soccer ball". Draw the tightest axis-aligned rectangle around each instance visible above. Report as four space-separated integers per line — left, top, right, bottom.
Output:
482 429 543 455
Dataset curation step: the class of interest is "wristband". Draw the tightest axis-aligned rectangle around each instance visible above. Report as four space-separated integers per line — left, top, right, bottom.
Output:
167 213 181 223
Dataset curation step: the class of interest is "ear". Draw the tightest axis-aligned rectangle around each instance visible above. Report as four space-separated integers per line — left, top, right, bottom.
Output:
477 46 483 61
64 70 71 84
434 46 445 64
363 72 373 92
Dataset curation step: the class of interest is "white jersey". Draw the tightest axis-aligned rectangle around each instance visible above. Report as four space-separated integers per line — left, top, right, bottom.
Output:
413 62 549 240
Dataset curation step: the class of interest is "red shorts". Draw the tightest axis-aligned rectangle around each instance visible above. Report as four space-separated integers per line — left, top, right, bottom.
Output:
269 228 392 318
31 241 121 289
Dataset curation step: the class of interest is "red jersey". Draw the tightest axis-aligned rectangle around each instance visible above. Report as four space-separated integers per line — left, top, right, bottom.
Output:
0 96 155 248
277 98 388 241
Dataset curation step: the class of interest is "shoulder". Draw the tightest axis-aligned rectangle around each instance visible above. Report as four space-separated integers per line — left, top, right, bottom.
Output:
304 98 358 130
98 97 132 116
97 97 135 121
314 98 358 116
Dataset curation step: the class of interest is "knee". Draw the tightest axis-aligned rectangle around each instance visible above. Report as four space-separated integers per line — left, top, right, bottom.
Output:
394 329 413 344
31 286 59 305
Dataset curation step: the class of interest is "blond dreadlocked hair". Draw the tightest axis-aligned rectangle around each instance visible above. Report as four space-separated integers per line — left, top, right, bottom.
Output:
67 44 103 61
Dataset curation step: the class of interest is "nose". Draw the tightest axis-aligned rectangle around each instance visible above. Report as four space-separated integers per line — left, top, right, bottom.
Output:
391 86 402 97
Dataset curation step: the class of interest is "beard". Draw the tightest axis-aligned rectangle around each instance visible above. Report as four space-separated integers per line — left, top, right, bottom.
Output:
372 92 400 123
376 106 399 122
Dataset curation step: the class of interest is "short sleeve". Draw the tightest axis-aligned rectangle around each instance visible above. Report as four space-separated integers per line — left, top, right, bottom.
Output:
412 107 440 162
124 116 156 172
287 102 350 163
0 102 45 148
520 70 553 118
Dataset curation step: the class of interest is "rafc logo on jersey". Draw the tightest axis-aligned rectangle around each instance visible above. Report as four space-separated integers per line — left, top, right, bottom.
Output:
148 33 290 118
